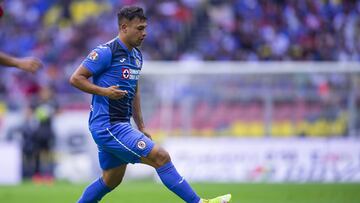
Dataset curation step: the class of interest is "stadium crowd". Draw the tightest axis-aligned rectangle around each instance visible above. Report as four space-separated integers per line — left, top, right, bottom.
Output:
0 0 359 137
195 0 360 61
1 0 359 96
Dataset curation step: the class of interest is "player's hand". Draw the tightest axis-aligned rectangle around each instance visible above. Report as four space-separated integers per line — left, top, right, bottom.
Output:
15 57 42 73
104 85 128 100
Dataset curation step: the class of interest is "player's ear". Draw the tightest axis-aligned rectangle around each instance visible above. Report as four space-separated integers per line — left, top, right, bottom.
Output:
120 23 128 33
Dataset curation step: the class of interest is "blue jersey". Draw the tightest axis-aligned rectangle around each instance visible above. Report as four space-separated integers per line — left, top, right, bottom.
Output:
82 37 143 131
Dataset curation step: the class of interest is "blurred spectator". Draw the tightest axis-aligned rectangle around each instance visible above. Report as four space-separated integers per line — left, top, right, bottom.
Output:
21 85 58 181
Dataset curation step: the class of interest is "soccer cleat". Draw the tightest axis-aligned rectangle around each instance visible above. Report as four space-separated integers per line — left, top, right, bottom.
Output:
201 194 232 203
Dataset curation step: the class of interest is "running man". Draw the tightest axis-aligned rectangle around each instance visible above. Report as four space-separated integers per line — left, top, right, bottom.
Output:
70 6 231 203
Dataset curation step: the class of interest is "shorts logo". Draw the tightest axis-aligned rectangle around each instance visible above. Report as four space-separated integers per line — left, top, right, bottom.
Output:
137 140 146 150
122 68 130 79
88 51 98 61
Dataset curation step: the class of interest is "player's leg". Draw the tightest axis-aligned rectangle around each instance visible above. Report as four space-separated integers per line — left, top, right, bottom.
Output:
102 164 127 189
141 145 201 203
78 165 126 203
98 123 231 203
77 177 111 203
141 146 232 203
78 128 128 203
101 123 200 203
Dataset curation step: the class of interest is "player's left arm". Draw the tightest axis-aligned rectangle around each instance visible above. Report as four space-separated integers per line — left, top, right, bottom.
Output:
132 82 152 140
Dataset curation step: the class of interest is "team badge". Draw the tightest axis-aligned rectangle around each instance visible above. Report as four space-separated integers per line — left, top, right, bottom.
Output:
88 51 98 61
137 140 146 150
122 68 130 79
136 58 141 67
121 68 140 80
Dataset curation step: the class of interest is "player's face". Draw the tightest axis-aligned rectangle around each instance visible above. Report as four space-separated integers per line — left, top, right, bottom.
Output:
125 18 147 47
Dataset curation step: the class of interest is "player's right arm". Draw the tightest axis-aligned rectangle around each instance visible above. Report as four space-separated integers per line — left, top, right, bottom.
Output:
69 66 127 99
69 46 127 99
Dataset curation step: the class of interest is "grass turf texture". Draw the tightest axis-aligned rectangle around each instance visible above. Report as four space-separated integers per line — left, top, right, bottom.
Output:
0 181 359 203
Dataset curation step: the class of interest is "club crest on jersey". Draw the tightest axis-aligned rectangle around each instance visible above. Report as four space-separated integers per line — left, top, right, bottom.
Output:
121 68 140 80
137 140 146 150
88 51 98 61
122 68 130 79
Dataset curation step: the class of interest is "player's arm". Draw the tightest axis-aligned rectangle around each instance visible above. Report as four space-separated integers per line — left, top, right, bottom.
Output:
0 52 42 73
132 83 152 139
69 65 127 99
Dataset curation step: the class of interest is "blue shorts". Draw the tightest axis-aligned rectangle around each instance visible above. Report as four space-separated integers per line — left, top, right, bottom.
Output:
90 122 155 170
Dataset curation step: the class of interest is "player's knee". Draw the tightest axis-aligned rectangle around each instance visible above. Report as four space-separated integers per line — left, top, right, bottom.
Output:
103 174 123 189
102 169 125 189
154 148 171 167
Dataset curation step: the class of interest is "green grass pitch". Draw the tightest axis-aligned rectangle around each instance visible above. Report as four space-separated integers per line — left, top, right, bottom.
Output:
0 181 359 203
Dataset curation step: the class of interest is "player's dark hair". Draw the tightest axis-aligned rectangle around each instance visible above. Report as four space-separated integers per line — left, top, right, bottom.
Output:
117 6 146 26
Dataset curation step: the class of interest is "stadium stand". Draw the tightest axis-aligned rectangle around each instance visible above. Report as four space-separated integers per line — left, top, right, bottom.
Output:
0 0 359 137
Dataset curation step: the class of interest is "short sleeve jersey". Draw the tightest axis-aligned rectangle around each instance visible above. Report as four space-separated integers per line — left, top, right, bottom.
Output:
81 37 143 131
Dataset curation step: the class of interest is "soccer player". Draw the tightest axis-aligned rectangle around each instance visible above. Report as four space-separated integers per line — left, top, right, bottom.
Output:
69 6 231 203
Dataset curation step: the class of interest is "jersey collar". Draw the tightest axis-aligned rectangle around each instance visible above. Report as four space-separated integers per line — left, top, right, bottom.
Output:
116 37 134 54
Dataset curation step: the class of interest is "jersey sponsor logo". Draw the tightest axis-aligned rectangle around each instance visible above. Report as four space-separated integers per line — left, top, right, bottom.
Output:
122 68 140 80
120 58 126 63
137 140 146 150
88 51 99 61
